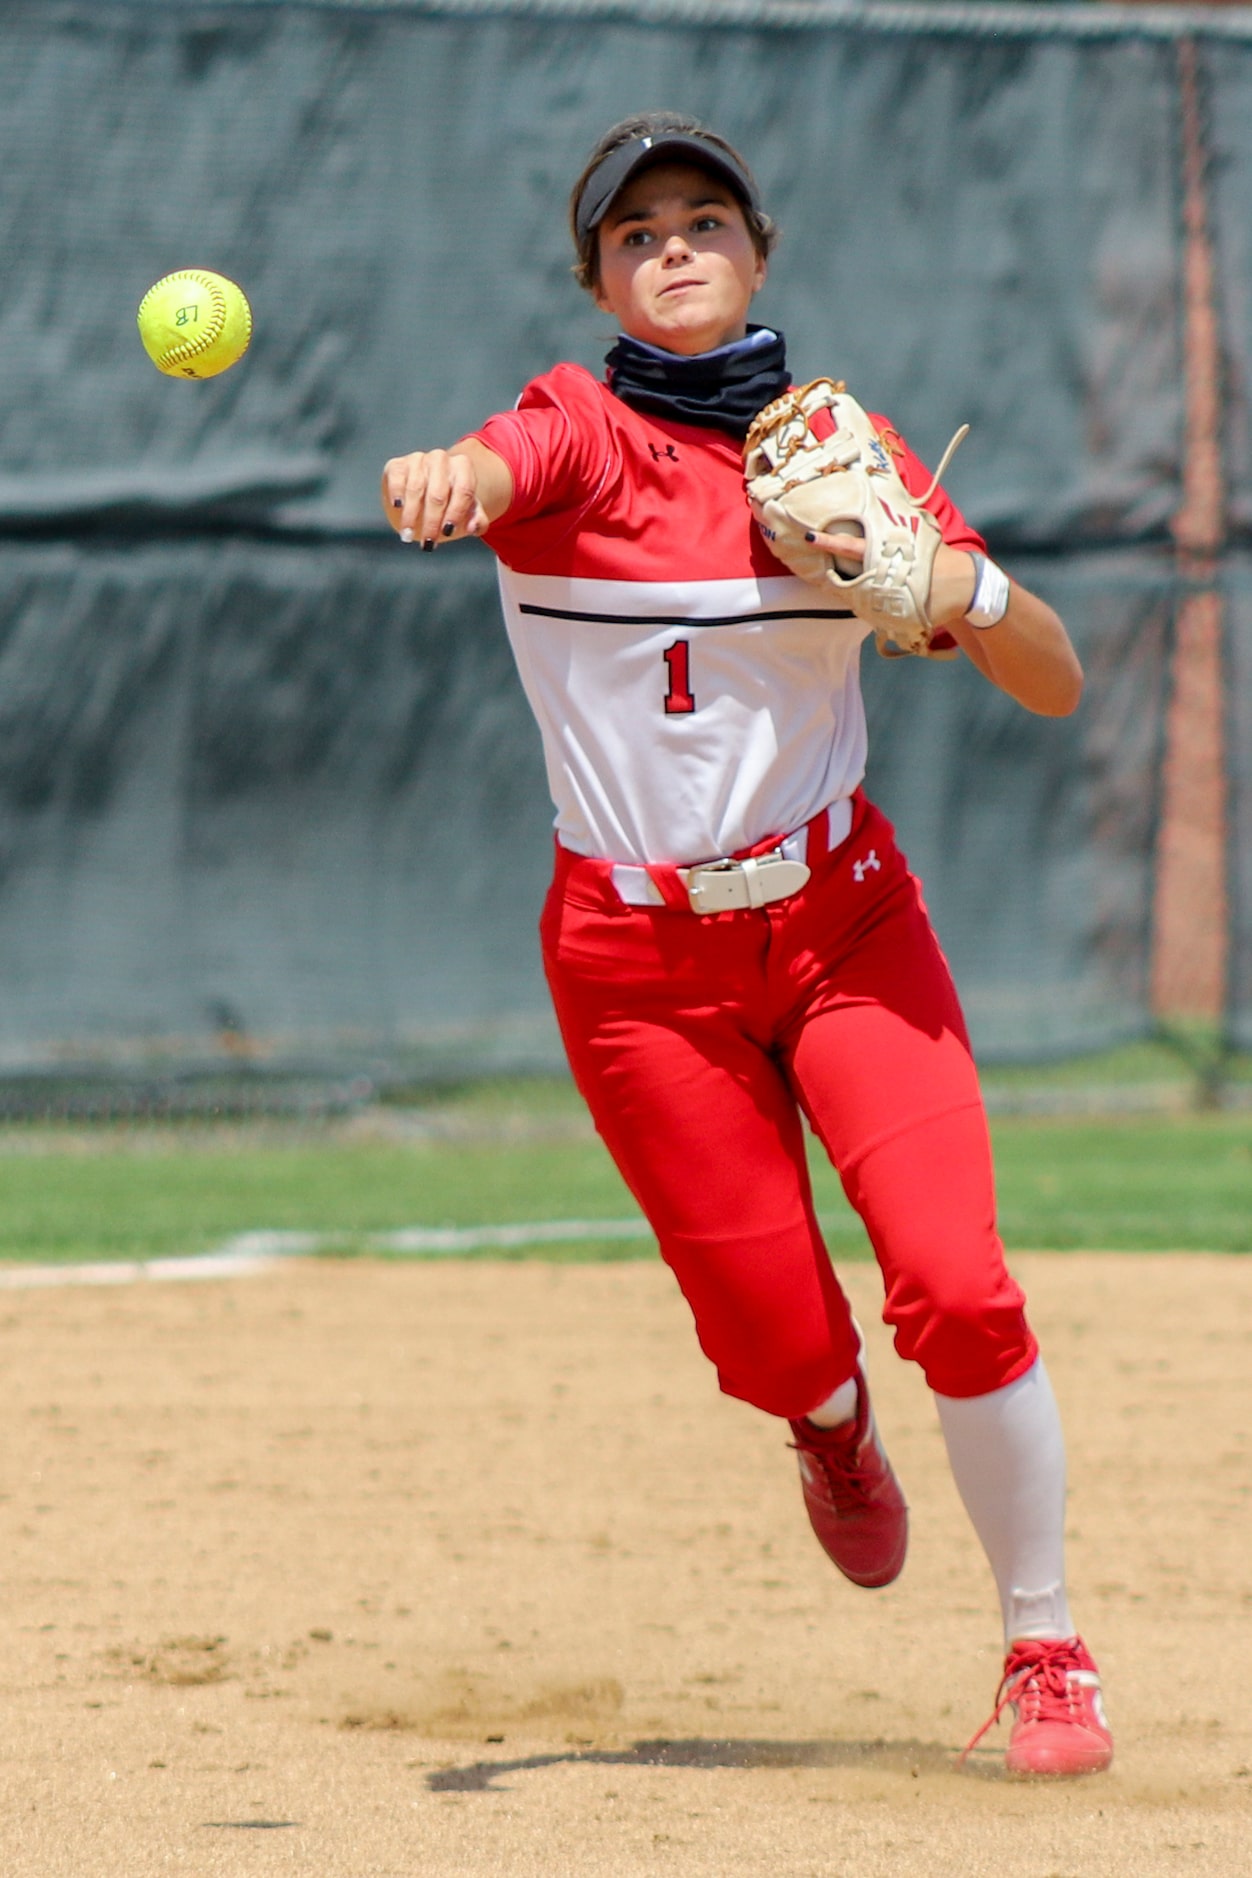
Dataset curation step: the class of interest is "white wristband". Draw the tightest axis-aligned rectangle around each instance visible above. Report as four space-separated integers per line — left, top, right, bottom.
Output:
965 552 1011 629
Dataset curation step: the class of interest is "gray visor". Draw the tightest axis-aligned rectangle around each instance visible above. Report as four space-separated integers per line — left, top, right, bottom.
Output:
574 133 760 247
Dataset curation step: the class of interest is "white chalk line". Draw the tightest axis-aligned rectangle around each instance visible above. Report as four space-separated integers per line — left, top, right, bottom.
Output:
0 1219 656 1290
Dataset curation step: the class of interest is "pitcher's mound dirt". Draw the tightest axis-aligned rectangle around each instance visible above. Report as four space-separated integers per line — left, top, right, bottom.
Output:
1 1253 1248 1876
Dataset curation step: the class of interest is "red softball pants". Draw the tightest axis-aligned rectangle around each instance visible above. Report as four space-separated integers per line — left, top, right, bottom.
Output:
540 791 1036 1417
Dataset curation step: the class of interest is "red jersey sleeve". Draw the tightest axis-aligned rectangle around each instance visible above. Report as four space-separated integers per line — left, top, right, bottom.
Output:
871 414 987 555
470 364 615 545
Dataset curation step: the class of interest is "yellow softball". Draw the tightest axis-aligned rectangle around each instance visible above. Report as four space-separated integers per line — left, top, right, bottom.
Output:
136 269 252 379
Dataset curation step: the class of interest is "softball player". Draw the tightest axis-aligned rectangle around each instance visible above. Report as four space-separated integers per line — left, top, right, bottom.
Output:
382 112 1113 1778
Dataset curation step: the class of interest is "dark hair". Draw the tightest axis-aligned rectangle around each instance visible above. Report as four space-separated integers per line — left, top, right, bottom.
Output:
568 111 778 293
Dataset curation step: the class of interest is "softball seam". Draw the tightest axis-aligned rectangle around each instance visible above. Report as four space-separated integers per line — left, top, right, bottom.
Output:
138 271 250 374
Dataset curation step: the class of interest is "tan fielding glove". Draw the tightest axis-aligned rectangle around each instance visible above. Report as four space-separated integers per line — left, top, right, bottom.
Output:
744 379 968 659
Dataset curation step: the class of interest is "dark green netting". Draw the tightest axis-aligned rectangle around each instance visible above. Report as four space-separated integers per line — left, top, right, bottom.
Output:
0 540 555 1069
0 1 1236 1071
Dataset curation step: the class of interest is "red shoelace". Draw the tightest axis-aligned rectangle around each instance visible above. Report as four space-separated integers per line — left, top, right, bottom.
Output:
788 1424 880 1514
958 1637 1089 1765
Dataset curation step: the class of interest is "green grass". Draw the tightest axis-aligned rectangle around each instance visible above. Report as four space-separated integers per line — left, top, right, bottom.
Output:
977 1035 1252 1108
0 1079 1247 1263
988 1115 1251 1251
0 1134 635 1265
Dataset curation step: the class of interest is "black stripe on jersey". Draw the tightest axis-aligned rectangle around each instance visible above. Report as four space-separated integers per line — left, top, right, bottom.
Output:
517 604 857 629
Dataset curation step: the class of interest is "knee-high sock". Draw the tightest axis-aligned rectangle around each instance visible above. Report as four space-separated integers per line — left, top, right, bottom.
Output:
934 1357 1074 1645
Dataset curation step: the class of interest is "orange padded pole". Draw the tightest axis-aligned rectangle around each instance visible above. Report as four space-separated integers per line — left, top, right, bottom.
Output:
1151 34 1229 1026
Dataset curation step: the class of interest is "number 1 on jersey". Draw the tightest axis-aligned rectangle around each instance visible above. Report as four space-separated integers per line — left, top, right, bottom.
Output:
663 638 695 715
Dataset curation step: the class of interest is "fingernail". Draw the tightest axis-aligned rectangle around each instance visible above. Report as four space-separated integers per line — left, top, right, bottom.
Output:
400 528 414 543
421 539 435 553
441 523 455 537
392 497 402 509
804 531 816 543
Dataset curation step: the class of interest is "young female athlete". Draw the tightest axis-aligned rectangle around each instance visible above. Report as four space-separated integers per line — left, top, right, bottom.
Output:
381 111 1113 1778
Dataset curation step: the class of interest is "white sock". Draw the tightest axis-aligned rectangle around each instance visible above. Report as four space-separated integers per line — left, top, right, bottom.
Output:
934 1357 1074 1646
806 1375 859 1428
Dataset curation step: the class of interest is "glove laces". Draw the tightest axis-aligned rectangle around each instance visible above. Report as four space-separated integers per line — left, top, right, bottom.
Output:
916 423 970 506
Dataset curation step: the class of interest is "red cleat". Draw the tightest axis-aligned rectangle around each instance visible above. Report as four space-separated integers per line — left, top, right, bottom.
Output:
787 1377 907 1588
961 1635 1114 1776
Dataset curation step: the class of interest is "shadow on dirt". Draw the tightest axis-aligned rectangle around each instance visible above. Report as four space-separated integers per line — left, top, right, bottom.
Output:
425 1734 990 1792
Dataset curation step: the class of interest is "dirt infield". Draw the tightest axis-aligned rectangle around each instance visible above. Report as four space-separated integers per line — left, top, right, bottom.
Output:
2 1252 1249 1876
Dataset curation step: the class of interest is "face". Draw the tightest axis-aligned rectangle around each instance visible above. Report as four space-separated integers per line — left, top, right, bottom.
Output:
592 161 767 355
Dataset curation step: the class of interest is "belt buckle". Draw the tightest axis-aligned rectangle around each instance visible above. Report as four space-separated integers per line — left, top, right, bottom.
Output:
683 857 745 915
684 848 809 915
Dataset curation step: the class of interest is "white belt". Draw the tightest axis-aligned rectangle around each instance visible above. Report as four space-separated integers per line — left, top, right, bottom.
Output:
609 798 854 914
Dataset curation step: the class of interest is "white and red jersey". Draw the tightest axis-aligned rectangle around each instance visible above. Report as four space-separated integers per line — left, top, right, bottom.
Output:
473 363 984 867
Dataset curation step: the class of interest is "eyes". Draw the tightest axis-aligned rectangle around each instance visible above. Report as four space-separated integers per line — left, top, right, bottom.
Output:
618 213 730 250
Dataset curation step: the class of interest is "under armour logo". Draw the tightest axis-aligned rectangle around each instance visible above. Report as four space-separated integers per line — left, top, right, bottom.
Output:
648 443 679 462
852 850 881 882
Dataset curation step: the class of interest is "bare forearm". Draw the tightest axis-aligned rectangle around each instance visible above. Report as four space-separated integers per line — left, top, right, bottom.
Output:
810 525 1085 717
930 551 1083 717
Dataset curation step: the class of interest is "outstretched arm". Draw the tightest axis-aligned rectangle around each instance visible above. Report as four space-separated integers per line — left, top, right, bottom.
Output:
380 438 514 549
